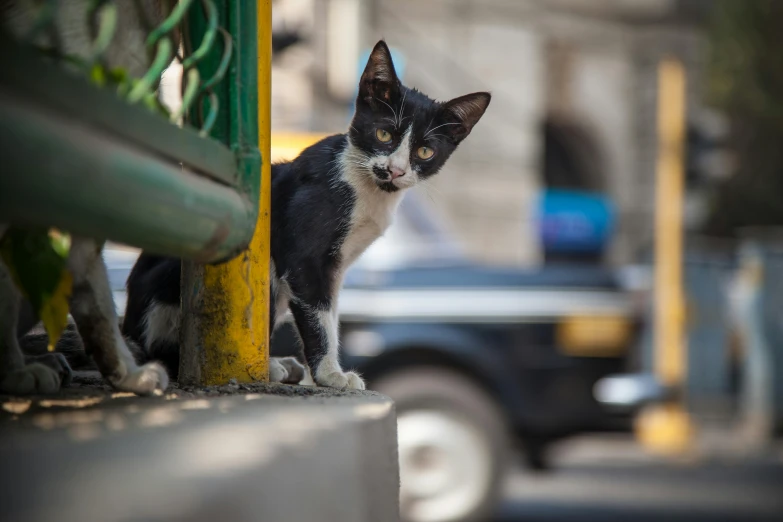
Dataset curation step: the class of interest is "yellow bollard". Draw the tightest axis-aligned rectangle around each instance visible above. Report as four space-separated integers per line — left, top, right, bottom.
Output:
635 57 696 456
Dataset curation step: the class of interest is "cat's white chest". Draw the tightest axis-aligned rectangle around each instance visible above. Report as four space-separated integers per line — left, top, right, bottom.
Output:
340 185 402 268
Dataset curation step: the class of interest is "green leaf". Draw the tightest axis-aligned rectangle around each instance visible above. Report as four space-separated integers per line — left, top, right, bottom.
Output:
106 67 130 86
0 228 72 351
90 63 107 87
49 230 71 258
40 269 72 351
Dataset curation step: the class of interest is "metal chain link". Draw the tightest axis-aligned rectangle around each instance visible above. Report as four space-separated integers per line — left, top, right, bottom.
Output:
19 0 233 137
86 0 117 67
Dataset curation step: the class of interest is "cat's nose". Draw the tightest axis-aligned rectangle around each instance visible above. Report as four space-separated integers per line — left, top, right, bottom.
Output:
390 167 405 179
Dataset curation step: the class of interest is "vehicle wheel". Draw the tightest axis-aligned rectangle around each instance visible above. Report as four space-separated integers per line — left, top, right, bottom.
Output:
374 367 511 522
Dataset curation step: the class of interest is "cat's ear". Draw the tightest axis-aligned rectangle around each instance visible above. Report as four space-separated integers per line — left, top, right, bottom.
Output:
358 40 401 106
440 92 491 141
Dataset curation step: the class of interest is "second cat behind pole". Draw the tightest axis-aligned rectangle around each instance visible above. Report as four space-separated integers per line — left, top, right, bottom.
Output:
124 40 492 389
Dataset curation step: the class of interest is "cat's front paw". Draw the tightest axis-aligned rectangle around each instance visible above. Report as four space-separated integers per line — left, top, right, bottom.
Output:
26 353 73 388
0 363 62 395
110 362 169 396
269 357 306 384
316 370 365 390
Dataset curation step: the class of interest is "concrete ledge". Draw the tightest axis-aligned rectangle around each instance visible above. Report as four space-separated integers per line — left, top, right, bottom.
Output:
0 377 400 522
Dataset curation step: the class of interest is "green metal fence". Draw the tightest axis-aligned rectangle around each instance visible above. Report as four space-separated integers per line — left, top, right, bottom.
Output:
0 0 259 264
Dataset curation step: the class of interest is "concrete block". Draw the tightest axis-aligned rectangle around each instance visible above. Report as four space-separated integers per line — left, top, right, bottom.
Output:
0 380 400 522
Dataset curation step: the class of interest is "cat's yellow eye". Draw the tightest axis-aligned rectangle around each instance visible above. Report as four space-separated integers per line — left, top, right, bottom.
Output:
376 129 392 143
417 146 435 160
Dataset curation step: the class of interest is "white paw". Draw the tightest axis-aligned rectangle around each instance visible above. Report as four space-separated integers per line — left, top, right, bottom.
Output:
299 366 315 387
269 357 306 384
316 370 365 390
110 362 169 396
269 359 288 383
0 363 62 395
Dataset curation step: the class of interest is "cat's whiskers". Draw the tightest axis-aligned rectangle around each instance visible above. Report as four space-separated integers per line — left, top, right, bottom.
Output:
419 183 438 204
421 177 443 195
424 121 461 137
326 155 349 191
376 97 399 129
348 158 372 166
398 90 408 127
347 162 373 172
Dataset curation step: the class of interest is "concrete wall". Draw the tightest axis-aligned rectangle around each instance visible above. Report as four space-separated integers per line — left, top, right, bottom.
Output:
272 0 707 267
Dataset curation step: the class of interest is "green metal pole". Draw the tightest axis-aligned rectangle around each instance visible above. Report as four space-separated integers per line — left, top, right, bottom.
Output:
0 91 254 262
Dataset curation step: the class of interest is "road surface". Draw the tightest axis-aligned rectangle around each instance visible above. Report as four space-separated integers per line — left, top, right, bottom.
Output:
497 435 783 522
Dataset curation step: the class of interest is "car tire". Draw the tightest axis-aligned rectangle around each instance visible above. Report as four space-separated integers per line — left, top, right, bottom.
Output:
373 367 511 522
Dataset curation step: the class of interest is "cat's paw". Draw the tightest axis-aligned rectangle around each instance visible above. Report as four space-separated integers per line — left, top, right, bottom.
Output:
0 363 62 395
315 370 365 390
299 366 315 386
111 362 169 396
27 352 73 388
269 357 306 384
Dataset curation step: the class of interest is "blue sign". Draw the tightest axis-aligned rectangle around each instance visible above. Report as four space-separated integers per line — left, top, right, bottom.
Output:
536 189 615 254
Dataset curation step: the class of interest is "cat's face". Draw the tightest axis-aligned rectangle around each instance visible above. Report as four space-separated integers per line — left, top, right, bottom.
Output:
348 41 491 193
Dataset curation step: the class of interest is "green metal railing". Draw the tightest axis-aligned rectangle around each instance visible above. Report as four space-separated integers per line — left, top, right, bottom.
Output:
0 0 259 263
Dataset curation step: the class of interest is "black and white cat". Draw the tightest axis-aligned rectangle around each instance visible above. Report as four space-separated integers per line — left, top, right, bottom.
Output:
122 40 490 390
5 40 490 394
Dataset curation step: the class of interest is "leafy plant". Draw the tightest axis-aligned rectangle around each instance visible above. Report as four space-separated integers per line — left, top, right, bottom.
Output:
0 229 71 351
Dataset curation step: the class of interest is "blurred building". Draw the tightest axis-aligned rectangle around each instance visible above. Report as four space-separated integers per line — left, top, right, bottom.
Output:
271 0 711 267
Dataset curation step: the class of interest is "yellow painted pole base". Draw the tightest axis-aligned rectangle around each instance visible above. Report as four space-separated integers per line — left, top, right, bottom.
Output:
178 0 273 387
634 403 696 457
